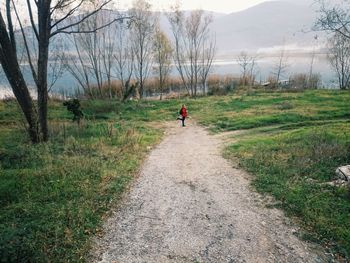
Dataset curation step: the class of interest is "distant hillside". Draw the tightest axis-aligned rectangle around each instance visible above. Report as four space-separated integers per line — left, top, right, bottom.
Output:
210 1 322 55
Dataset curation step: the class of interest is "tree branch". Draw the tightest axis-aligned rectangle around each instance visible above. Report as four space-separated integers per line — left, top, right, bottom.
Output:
50 0 76 14
50 0 116 37
53 16 131 36
6 0 16 54
50 0 84 29
26 0 39 41
12 1 38 85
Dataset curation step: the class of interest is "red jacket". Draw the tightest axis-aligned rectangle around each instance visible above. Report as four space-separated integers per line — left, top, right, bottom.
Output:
180 107 188 118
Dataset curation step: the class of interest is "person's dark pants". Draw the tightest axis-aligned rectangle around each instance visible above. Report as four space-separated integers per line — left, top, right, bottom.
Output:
181 117 186 127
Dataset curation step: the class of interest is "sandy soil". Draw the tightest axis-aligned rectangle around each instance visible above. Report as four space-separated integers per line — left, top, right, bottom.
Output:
90 121 328 263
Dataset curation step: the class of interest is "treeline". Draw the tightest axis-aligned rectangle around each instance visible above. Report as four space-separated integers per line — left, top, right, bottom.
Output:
61 0 215 100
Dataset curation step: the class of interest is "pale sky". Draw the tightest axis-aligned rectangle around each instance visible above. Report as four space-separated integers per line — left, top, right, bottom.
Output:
2 0 274 21
115 0 272 14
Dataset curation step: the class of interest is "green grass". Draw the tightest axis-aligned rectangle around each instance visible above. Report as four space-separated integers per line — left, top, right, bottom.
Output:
224 124 350 258
186 89 350 259
1 89 350 261
189 90 350 131
0 99 176 262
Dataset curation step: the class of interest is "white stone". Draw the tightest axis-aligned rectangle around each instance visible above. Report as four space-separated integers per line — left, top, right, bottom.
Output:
335 165 350 181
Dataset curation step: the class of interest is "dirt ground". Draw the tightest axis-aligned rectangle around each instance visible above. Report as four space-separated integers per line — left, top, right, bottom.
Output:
90 121 328 263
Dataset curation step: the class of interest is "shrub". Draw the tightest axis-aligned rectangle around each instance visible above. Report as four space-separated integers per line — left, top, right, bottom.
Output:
63 99 84 124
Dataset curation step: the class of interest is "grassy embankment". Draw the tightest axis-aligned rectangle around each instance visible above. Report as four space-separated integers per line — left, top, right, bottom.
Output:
1 89 350 261
188 89 350 259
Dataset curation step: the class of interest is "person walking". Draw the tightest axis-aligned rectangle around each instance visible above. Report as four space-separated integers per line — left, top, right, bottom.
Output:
178 104 188 127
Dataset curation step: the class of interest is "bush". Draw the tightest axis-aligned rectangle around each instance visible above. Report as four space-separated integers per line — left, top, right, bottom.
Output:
63 99 84 124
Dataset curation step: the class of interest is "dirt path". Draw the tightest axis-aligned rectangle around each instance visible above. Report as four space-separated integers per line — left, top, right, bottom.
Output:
91 121 327 263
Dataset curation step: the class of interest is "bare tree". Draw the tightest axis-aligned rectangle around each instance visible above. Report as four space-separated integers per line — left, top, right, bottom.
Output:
309 46 316 84
79 16 104 97
129 0 155 99
64 34 95 97
272 47 289 86
0 0 126 142
113 20 135 101
168 5 215 97
99 9 119 98
199 33 216 94
237 52 250 85
237 51 258 86
316 0 350 39
184 10 213 97
65 9 118 99
153 25 173 100
308 39 322 89
249 57 259 86
328 32 350 89
167 4 187 94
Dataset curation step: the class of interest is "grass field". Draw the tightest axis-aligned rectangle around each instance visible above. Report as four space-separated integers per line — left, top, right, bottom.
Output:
1 89 349 261
187 90 350 260
189 90 350 131
0 99 175 262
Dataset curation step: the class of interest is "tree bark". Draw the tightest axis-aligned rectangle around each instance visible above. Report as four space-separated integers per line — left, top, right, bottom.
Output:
0 13 39 143
37 1 51 141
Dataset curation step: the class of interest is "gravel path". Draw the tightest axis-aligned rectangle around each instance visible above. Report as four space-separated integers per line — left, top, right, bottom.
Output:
90 121 327 263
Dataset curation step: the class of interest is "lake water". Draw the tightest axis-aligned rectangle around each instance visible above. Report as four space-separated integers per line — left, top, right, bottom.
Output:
212 54 335 87
0 54 337 98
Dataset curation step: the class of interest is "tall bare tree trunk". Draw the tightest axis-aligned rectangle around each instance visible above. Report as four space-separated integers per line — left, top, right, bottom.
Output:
37 47 49 141
0 49 39 142
0 13 39 143
168 8 215 98
37 2 51 141
130 0 155 99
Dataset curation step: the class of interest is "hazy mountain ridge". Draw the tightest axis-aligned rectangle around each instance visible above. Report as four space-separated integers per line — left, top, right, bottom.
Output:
210 1 323 55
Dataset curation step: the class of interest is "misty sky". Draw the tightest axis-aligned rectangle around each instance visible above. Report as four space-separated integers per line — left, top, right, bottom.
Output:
5 0 274 21
115 0 271 13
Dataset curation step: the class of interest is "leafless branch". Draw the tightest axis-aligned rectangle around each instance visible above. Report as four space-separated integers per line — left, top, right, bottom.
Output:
50 0 113 37
50 0 84 29
26 0 39 41
6 0 17 54
12 0 38 84
55 17 130 35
